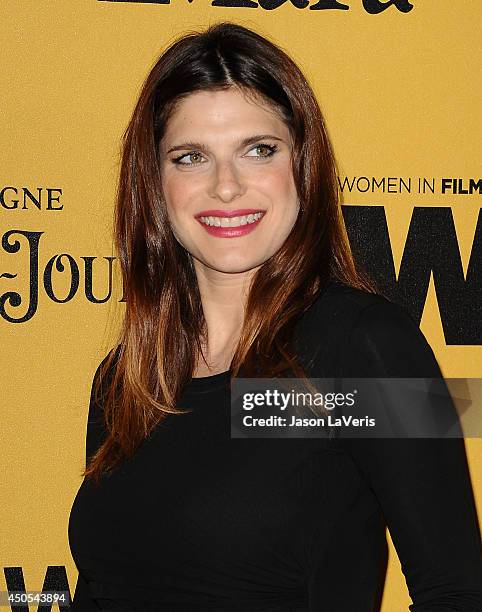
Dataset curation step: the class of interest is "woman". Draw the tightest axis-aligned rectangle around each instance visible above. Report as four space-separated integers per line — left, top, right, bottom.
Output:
68 21 482 611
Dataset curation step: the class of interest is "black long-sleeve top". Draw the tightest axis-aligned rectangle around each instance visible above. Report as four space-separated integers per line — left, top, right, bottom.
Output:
68 280 482 611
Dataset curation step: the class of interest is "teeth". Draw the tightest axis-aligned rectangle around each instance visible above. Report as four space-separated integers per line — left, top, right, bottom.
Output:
199 212 264 227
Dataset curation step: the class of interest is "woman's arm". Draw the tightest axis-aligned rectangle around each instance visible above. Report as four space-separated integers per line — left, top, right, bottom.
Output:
70 571 100 611
340 300 482 611
70 351 115 611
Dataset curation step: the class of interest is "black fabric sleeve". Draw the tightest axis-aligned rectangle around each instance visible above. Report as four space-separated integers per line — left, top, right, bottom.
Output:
71 351 117 611
340 301 482 611
85 355 110 465
70 572 100 611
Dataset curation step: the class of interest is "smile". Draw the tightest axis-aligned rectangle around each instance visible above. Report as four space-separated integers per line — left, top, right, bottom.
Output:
199 212 264 227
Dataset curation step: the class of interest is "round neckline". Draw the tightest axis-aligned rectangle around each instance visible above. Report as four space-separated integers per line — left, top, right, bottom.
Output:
188 369 231 389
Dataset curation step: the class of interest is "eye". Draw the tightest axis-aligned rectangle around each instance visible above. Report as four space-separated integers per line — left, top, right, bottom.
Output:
172 151 206 166
244 143 279 159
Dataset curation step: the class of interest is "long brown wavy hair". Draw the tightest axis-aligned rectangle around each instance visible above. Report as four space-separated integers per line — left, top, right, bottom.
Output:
83 21 377 483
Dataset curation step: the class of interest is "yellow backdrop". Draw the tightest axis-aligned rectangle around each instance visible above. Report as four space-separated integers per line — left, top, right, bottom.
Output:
1 1 480 610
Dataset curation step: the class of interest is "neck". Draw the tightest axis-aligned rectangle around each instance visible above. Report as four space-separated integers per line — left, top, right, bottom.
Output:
193 260 259 365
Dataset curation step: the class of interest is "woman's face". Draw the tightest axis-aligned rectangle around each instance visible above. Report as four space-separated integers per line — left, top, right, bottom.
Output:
159 87 299 276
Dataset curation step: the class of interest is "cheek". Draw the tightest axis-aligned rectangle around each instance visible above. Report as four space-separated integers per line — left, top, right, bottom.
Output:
162 175 193 218
261 168 298 211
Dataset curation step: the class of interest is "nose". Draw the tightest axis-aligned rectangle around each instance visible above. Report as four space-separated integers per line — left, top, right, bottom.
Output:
209 160 245 203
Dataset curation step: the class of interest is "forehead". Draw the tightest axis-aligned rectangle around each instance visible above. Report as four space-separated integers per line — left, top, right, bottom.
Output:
162 88 289 141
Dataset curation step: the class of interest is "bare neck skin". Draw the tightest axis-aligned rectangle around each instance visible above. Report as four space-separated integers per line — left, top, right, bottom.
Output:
193 262 257 377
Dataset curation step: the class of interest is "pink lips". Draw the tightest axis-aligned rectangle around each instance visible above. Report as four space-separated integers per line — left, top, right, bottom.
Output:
195 209 265 218
195 209 265 238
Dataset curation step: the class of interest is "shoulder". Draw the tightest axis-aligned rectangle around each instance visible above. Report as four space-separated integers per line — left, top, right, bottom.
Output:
315 279 400 317
296 279 410 349
295 280 442 378
89 345 121 409
85 345 121 462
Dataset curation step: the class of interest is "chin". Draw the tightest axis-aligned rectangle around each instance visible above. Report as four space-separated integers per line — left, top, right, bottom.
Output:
204 256 265 275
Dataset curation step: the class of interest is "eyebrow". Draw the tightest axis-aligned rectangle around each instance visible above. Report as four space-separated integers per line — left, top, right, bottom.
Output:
164 134 285 155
